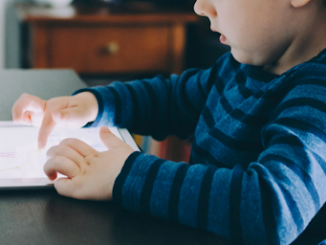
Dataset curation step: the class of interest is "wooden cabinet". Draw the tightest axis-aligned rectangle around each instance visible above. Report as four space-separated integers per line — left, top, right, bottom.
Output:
48 26 170 73
16 3 199 75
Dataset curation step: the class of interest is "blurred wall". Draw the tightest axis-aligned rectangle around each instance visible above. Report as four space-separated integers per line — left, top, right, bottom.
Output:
0 1 4 68
4 0 23 69
0 0 12 69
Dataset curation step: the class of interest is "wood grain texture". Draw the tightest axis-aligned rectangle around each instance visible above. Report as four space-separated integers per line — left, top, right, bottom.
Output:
31 24 49 68
49 25 170 73
16 2 199 75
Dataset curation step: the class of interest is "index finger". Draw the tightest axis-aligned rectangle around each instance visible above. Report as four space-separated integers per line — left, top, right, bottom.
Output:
38 108 56 149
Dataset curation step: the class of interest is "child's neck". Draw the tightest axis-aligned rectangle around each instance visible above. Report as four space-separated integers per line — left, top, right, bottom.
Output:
263 41 326 75
263 9 326 75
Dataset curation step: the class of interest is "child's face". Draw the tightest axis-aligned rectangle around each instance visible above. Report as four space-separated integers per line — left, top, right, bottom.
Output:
194 0 297 67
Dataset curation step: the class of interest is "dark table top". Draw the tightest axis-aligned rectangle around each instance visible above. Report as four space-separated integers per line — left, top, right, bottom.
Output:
0 187 228 245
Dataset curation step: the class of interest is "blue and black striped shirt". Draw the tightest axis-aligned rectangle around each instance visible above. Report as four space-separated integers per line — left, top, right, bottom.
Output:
80 49 326 245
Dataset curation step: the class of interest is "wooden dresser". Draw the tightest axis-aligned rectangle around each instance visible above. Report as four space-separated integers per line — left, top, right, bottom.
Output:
15 2 198 75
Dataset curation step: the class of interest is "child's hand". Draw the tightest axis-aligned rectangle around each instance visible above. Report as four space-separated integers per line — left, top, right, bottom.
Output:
44 126 134 200
12 92 99 149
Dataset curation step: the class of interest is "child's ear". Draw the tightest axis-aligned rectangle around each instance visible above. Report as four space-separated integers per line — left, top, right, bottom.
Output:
290 0 312 8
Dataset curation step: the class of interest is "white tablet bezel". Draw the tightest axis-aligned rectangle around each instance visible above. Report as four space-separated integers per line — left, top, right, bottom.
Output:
0 121 140 189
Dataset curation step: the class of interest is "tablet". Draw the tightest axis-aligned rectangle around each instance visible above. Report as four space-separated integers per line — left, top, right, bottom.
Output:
0 121 139 189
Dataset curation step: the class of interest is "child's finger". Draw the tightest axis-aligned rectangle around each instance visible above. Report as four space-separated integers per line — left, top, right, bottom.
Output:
43 155 80 180
38 110 56 149
12 94 45 122
22 111 32 125
12 102 24 122
46 144 85 165
99 126 124 149
60 138 98 158
54 178 79 199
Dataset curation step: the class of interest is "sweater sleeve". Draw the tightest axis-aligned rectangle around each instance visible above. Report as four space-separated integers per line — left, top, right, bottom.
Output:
112 75 326 245
73 60 223 140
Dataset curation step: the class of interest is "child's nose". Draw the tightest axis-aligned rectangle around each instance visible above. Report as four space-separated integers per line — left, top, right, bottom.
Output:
193 0 217 18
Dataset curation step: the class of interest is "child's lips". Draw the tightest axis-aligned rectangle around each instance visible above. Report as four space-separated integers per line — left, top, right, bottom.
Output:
220 34 227 44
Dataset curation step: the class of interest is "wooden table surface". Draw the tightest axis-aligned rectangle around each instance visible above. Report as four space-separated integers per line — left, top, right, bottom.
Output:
0 188 229 245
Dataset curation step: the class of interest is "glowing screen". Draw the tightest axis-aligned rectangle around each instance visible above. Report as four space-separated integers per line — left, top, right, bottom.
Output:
0 126 121 179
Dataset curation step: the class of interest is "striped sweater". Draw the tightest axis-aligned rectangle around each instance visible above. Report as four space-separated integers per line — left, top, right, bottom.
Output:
77 49 326 245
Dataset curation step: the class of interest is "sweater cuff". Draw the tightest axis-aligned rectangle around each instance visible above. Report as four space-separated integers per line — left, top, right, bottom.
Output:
112 151 161 212
72 87 116 127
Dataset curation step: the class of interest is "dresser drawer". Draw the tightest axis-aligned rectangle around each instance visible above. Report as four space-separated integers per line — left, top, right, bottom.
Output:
48 26 170 73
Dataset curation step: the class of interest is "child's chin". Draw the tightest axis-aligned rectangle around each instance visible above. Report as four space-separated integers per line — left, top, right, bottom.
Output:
231 51 252 65
231 50 263 66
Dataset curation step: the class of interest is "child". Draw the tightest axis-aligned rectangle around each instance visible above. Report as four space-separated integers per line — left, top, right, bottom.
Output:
12 0 326 244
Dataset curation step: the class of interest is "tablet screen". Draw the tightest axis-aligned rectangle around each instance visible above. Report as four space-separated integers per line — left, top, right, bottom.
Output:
0 126 121 180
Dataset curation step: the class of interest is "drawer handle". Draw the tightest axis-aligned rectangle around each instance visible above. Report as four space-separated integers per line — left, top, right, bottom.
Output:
105 42 119 55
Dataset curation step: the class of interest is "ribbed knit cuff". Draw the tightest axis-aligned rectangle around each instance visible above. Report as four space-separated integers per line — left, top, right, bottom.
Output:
112 151 143 206
112 151 161 212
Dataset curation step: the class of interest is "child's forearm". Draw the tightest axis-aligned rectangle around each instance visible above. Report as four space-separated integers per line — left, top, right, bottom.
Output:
73 60 223 139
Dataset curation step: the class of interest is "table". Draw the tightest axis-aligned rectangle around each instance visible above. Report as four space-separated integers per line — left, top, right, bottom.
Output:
1 189 326 245
0 188 229 245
